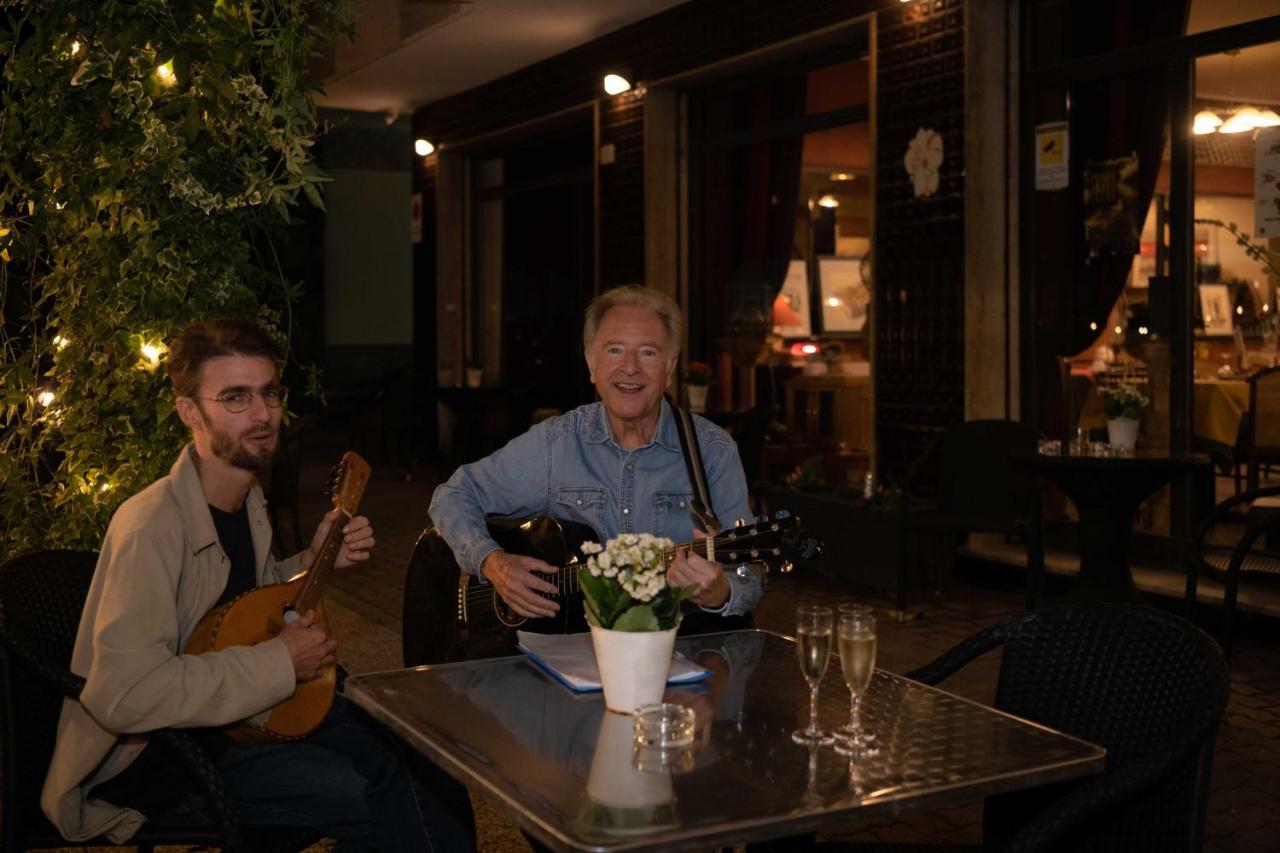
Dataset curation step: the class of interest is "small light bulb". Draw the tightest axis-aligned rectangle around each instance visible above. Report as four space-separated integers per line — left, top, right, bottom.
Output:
53 334 70 349
1236 305 1244 315
155 60 177 87
603 74 632 96
826 297 841 308
100 482 111 492
37 390 56 407
1089 322 1098 331
1138 326 1149 335
140 342 162 366
413 138 434 157
70 40 82 56
816 194 839 209
801 343 819 355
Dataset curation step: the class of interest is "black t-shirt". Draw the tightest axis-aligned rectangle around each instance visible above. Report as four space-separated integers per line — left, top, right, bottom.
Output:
89 503 257 814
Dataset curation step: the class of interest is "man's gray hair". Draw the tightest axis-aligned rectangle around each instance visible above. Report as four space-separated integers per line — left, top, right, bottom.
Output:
582 285 684 356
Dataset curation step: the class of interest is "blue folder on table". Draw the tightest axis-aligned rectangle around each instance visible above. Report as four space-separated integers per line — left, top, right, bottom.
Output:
516 630 711 694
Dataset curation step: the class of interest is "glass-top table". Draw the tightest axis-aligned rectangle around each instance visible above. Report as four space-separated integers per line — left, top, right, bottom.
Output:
344 630 1105 852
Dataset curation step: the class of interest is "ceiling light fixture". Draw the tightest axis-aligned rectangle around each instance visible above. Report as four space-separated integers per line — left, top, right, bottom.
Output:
602 73 632 96
414 138 435 157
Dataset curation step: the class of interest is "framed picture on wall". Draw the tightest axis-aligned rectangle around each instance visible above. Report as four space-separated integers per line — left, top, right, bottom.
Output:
817 256 869 335
772 258 812 338
1198 283 1233 337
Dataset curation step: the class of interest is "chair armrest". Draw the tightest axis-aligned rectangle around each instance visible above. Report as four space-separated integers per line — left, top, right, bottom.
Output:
1189 484 1280 548
151 730 247 853
904 620 1009 685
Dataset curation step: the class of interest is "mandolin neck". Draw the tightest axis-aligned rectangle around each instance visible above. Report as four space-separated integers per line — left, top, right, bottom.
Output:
293 511 349 613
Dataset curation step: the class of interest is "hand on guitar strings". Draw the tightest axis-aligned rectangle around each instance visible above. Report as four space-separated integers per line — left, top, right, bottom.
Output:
276 609 338 682
304 509 376 569
480 550 561 619
666 528 731 609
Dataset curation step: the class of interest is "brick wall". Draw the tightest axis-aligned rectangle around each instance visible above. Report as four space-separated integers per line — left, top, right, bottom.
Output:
413 0 967 476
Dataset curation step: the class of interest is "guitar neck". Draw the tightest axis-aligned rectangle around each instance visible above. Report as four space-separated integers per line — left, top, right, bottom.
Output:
549 537 708 597
293 510 350 613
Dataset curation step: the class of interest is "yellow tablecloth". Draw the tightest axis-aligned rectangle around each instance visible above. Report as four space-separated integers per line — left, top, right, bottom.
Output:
1079 379 1249 446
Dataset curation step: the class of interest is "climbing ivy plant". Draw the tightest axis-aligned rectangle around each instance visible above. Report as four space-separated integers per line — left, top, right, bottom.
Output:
0 0 352 557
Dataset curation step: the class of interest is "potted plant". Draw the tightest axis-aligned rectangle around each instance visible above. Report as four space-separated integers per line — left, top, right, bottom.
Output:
579 535 696 713
1098 383 1149 451
683 362 713 413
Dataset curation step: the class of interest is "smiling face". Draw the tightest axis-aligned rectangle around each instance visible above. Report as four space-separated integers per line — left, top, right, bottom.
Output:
175 354 282 473
585 305 677 446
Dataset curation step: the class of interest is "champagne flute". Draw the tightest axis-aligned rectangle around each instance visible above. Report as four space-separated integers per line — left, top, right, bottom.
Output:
792 605 834 746
833 610 877 755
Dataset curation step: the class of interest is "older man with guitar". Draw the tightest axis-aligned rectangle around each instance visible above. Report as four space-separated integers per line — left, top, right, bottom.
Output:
428 285 772 653
43 318 474 851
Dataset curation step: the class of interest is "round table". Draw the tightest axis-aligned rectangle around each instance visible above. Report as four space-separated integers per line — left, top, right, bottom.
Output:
1016 450 1212 602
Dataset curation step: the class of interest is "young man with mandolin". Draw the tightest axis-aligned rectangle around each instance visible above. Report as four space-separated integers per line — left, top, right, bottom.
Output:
429 285 763 636
43 318 474 851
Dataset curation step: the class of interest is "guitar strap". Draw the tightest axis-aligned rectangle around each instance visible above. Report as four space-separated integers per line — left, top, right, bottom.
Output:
672 404 722 547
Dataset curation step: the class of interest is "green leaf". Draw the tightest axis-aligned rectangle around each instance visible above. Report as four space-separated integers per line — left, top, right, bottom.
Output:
612 605 660 632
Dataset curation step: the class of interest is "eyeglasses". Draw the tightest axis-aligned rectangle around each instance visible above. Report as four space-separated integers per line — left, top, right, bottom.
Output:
192 386 288 414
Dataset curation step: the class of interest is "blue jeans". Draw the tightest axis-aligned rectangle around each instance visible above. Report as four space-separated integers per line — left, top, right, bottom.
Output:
155 697 475 852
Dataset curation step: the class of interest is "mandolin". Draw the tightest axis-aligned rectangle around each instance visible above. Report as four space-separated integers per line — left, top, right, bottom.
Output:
185 451 371 743
403 513 820 665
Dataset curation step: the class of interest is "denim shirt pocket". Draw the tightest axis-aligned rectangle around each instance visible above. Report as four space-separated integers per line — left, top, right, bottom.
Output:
555 487 609 537
652 491 694 540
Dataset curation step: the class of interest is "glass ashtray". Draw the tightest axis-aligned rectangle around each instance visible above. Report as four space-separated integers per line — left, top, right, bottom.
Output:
634 703 696 748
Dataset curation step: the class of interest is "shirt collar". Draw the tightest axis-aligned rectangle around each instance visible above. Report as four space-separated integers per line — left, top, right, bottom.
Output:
170 443 268 554
584 399 682 453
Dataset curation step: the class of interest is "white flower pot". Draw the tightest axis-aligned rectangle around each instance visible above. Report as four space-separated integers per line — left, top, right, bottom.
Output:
685 384 708 413
589 624 678 714
1106 417 1140 451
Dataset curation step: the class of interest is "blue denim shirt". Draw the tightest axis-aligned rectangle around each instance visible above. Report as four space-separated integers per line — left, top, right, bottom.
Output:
428 399 762 616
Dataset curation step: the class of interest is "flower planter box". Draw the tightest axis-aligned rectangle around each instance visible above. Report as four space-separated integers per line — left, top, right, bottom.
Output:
761 485 952 613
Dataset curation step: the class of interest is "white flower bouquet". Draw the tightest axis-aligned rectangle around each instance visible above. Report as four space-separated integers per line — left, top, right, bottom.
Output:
579 534 697 632
1098 383 1149 420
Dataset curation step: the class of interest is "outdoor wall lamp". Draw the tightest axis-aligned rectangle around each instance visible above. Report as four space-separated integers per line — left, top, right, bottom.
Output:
602 73 633 96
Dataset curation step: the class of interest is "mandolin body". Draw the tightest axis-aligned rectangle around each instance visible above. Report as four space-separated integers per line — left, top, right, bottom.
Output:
185 577 335 743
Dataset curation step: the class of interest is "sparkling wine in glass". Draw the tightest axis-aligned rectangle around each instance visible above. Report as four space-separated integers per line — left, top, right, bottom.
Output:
792 605 835 746
834 611 877 754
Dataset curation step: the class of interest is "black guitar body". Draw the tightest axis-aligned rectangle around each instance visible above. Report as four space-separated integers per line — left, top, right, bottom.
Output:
403 516 596 665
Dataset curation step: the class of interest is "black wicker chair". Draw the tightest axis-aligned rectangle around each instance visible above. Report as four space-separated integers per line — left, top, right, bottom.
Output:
905 420 1043 606
1185 483 1280 658
902 605 1228 853
0 549 317 853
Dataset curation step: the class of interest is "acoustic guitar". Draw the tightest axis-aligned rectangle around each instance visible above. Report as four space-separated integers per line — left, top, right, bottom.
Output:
404 513 820 665
185 451 371 743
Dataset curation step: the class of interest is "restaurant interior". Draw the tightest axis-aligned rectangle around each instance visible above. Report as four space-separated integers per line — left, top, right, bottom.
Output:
2 0 1279 851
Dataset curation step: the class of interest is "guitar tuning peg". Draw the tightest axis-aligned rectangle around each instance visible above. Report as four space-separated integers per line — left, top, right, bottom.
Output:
757 514 769 524
734 518 748 528
774 510 791 520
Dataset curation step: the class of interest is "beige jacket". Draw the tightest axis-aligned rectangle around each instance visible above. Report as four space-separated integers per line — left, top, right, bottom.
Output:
42 445 302 843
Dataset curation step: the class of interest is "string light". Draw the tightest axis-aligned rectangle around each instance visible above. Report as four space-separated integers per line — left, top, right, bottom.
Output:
53 335 70 349
1138 326 1150 336
37 390 56 407
1089 321 1098 331
155 60 177 87
1114 325 1124 335
139 341 165 368
70 39 82 57
1236 305 1244 315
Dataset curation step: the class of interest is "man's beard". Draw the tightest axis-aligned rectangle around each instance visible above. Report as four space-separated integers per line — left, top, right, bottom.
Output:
201 411 277 472
212 428 276 472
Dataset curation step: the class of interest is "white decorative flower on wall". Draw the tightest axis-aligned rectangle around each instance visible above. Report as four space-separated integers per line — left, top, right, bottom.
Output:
903 127 944 198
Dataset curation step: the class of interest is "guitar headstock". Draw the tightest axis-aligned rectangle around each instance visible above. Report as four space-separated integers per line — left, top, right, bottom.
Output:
710 512 822 575
324 451 371 515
